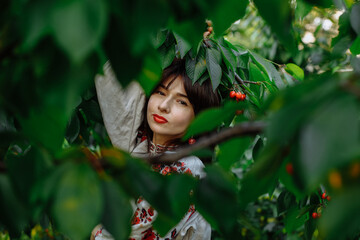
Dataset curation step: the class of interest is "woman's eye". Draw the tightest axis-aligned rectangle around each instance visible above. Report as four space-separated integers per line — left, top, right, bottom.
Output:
156 90 165 96
178 100 188 106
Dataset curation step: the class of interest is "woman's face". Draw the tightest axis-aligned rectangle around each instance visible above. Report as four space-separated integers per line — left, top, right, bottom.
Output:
147 75 195 145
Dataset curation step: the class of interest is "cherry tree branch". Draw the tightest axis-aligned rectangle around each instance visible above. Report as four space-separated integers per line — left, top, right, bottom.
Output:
148 121 266 164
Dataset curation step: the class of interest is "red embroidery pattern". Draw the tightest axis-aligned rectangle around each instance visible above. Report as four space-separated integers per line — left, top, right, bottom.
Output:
94 228 103 237
131 207 154 225
141 228 159 240
152 161 192 176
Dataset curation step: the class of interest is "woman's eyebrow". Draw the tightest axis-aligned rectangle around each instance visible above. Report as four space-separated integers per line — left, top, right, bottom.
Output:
177 93 188 98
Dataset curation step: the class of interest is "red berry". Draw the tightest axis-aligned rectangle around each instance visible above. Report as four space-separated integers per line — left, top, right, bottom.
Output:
235 110 244 115
188 138 196 145
285 163 294 175
235 92 242 100
321 192 326 199
240 93 246 101
327 196 331 201
312 212 318 219
229 91 236 98
208 26 213 33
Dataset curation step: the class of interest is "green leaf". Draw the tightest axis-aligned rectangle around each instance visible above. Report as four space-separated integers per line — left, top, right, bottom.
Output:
350 36 360 55
137 51 163 96
103 18 143 88
302 0 333 8
194 46 207 82
174 32 191 58
219 39 237 71
65 112 80 144
153 174 196 236
285 63 305 81
5 146 52 208
167 18 204 49
0 175 28 237
250 52 283 89
151 29 168 48
305 217 316 240
277 190 296 216
101 179 132 240
194 166 239 237
19 108 68 153
79 99 103 123
52 163 103 240
217 137 252 171
21 0 53 51
238 144 284 207
185 56 196 81
295 0 313 20
206 47 222 90
284 206 308 233
183 101 245 140
50 0 108 62
253 0 297 55
318 187 360 240
207 0 249 35
350 2 360 35
158 41 176 69
298 94 359 191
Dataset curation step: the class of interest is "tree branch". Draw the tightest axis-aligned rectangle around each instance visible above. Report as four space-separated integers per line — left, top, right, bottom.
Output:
148 121 266 164
235 73 261 85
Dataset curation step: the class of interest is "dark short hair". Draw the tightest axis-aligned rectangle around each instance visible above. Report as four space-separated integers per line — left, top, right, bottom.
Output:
141 58 220 149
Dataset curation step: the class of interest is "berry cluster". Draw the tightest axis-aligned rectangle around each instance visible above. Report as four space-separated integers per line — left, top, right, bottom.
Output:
311 191 331 219
229 90 246 101
203 20 213 39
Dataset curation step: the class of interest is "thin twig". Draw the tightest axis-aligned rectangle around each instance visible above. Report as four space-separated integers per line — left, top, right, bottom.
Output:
148 121 266 164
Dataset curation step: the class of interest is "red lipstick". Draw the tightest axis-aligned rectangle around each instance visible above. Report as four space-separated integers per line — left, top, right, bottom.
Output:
153 114 168 123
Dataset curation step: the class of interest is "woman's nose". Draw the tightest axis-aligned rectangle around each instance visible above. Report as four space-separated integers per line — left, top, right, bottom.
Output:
158 98 170 113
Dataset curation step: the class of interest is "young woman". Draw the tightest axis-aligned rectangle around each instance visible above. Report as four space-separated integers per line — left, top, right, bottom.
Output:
92 59 220 240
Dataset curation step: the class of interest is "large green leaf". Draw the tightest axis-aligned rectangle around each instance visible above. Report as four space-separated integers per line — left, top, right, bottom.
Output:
207 0 249 35
218 40 237 71
217 137 252 171
137 51 163 96
50 0 108 62
152 174 196 236
52 163 103 240
5 146 52 209
298 94 359 190
183 101 246 140
350 2 360 35
302 0 333 8
250 51 283 90
265 73 337 145
21 0 54 51
193 46 207 82
103 17 143 88
285 63 304 81
194 166 239 237
253 0 296 54
101 179 132 240
318 187 360 240
0 175 28 237
350 36 360 55
174 32 191 58
206 47 222 90
238 144 284 207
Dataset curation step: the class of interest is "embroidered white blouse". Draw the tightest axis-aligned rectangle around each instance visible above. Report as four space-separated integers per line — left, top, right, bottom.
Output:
92 62 211 240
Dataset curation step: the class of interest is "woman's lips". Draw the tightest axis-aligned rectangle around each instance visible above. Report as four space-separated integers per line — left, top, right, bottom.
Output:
153 114 168 123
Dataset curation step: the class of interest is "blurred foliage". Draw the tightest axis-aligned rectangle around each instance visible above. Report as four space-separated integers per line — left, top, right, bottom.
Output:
1 0 360 239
